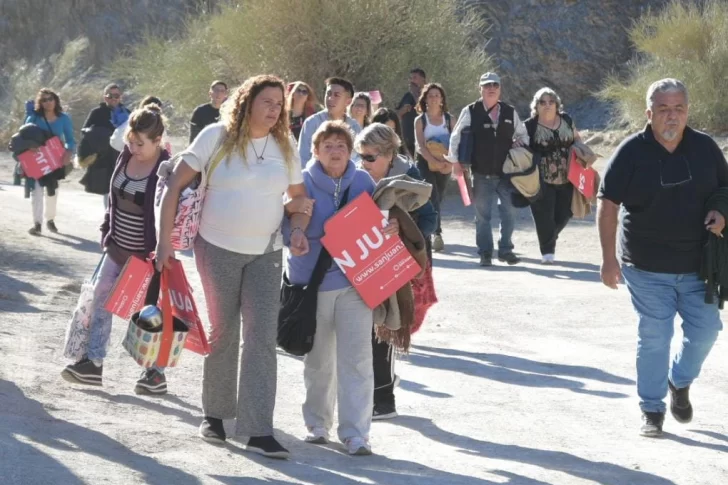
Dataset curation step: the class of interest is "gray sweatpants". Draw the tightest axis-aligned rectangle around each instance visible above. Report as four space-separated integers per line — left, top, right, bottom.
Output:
194 236 282 437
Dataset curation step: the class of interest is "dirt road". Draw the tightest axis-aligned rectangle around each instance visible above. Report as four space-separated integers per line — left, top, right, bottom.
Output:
1 142 727 485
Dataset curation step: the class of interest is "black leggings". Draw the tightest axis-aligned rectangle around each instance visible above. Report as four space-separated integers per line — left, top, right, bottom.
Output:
530 182 573 255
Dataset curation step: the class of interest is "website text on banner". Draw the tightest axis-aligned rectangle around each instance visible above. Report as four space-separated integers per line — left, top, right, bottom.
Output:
17 136 65 180
320 192 421 309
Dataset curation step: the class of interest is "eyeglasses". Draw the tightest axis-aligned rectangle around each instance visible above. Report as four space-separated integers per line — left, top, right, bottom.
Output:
358 152 380 163
539 99 555 106
659 155 693 188
105 93 121 99
41 97 54 103
482 83 500 89
295 88 309 96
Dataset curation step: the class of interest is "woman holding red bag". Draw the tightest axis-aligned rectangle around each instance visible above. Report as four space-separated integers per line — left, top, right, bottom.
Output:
61 104 171 394
524 87 582 265
156 75 311 459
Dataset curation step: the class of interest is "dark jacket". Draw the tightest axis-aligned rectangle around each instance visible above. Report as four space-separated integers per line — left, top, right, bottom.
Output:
100 146 169 255
9 122 65 197
80 103 129 195
470 101 515 176
700 187 728 308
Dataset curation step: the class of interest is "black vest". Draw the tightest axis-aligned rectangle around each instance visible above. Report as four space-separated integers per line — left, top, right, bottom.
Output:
470 101 515 176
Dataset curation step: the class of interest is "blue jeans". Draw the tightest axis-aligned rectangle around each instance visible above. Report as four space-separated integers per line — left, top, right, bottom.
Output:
472 174 515 257
622 265 722 413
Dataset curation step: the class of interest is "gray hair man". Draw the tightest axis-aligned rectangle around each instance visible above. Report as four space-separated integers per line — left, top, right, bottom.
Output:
446 72 529 267
598 78 728 437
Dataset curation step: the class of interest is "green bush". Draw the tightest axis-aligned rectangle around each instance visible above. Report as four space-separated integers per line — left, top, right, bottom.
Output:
111 0 491 117
599 0 728 132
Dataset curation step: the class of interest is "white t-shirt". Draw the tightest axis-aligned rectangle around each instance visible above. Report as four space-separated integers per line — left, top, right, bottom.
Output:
182 122 303 254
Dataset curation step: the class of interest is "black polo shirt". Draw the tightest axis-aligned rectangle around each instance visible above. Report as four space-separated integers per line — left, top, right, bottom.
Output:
599 124 728 274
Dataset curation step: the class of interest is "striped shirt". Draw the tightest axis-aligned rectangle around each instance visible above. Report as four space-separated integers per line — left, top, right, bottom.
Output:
110 169 147 252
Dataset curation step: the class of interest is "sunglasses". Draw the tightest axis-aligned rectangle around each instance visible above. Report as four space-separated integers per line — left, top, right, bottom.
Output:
105 93 121 99
41 97 54 103
295 88 309 96
482 83 500 89
358 152 380 163
539 99 556 106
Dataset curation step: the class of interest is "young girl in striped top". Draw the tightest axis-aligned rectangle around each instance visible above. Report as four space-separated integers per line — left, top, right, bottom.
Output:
61 104 172 395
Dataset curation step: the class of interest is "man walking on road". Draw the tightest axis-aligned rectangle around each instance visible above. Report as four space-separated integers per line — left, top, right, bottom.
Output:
298 77 361 166
397 68 426 156
447 72 528 267
598 78 728 438
189 80 228 143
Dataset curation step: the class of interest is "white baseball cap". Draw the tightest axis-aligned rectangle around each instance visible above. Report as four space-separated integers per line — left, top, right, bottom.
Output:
479 72 501 86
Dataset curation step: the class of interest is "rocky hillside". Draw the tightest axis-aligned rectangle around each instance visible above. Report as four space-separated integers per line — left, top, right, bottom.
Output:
473 0 670 126
1 0 669 129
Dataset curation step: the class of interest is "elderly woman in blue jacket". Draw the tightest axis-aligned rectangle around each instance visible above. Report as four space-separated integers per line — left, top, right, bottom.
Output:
355 122 437 420
283 120 401 456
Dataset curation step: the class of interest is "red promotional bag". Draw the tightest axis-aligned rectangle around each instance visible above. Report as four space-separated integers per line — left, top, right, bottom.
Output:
104 256 155 320
166 258 210 356
568 151 597 198
17 136 65 179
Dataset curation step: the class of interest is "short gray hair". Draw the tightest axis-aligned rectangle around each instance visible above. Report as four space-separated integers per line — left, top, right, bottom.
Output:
646 78 688 109
354 122 401 157
529 87 563 117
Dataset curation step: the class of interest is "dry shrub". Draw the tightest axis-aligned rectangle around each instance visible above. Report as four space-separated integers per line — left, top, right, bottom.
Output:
0 38 100 147
599 0 728 132
111 0 491 115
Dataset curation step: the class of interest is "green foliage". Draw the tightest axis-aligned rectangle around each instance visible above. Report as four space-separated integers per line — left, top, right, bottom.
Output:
599 0 728 131
110 0 491 115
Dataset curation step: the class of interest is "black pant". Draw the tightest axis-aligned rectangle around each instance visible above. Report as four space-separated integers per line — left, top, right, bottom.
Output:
417 158 449 236
530 183 573 255
372 328 395 406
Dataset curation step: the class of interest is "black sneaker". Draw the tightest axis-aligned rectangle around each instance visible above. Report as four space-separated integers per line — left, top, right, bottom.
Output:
28 223 42 236
46 220 58 233
245 435 290 460
373 402 398 420
640 411 665 437
134 369 168 395
199 417 226 444
669 380 693 423
479 254 492 267
498 253 520 265
61 358 102 386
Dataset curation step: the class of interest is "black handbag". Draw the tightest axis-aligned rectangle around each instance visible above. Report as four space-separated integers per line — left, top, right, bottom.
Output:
277 186 350 356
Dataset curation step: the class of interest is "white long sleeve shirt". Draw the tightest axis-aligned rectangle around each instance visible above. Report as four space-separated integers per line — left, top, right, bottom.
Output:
446 100 529 164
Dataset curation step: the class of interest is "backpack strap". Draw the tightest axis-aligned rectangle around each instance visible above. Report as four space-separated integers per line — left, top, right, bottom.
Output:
204 129 228 187
445 112 452 133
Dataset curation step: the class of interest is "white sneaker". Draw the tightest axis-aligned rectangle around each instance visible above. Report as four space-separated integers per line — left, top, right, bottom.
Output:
345 436 372 456
541 254 555 265
304 426 330 445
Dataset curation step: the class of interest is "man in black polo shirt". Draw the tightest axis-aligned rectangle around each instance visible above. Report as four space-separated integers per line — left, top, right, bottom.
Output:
447 72 529 267
396 68 426 156
598 78 728 438
189 80 228 143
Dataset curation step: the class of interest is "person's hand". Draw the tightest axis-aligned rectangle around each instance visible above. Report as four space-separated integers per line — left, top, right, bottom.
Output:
705 210 725 237
62 149 73 166
451 162 463 178
155 240 175 271
512 139 526 148
290 228 310 256
600 257 621 290
383 218 400 237
286 196 315 216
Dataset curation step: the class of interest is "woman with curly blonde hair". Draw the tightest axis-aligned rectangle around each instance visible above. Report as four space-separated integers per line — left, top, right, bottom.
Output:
157 74 313 459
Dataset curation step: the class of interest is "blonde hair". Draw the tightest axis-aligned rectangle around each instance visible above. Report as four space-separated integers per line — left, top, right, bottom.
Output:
354 123 401 158
530 87 563 117
219 75 295 170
